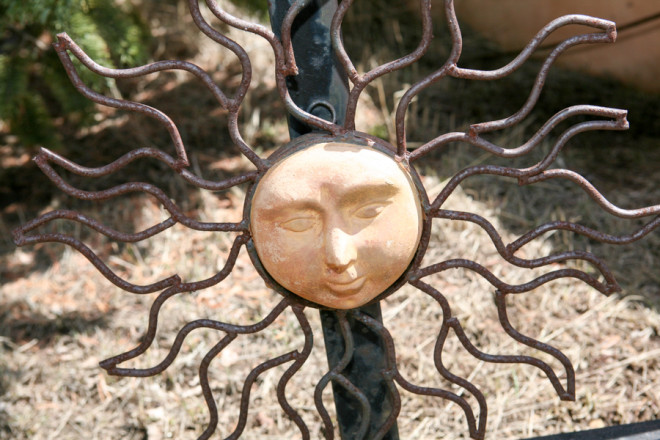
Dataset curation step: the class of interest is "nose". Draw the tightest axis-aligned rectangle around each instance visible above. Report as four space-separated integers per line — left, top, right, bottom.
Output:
324 227 357 273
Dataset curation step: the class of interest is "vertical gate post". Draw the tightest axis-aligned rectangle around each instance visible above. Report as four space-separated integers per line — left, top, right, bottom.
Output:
268 2 400 438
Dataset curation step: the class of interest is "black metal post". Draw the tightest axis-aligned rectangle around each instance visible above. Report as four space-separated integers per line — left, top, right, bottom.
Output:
268 2 399 438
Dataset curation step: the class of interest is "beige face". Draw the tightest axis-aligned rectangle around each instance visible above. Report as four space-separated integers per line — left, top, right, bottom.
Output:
250 142 423 309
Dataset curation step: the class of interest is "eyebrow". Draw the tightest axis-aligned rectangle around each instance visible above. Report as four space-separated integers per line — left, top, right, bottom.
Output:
256 200 323 221
338 182 400 207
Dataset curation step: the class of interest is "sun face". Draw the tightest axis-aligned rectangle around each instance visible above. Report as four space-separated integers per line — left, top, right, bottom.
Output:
249 137 424 309
10 0 660 439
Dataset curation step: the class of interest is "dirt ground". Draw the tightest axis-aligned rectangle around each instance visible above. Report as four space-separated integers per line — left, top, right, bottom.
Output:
1 1 659 439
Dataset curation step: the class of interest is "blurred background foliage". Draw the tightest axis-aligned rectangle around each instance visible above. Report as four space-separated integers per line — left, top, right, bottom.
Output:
0 0 151 149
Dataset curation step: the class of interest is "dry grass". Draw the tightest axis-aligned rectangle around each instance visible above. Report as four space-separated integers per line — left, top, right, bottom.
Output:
1 1 659 439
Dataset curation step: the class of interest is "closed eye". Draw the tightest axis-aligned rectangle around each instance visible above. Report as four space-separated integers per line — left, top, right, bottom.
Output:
279 217 318 232
352 201 391 219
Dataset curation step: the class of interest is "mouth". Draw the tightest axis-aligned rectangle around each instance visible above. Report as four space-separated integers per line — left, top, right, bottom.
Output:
325 276 366 295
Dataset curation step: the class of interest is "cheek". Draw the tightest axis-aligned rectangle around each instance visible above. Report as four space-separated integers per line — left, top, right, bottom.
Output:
258 230 324 281
354 213 421 274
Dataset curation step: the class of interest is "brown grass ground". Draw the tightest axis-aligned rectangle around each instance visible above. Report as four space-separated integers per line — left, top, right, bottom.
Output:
1 1 659 439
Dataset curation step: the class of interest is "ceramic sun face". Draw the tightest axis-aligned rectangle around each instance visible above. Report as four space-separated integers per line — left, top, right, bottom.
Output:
250 140 423 309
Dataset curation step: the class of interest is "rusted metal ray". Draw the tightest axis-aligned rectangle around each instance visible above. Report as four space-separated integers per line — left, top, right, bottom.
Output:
329 0 359 83
353 305 477 435
198 334 239 440
375 380 401 440
14 209 177 244
393 373 481 439
409 279 487 440
328 374 372 440
187 0 252 108
509 216 660 252
434 209 618 287
13 232 181 294
103 295 288 378
100 236 253 371
453 15 615 82
315 387 335 440
468 106 626 153
204 0 294 75
349 312 403 439
37 146 259 191
205 0 343 136
34 154 247 233
226 350 301 440
350 310 396 366
56 32 231 110
487 119 628 176
272 68 346 135
227 111 267 171
341 0 434 131
204 0 344 134
409 105 627 161
103 296 290 376
462 33 619 136
408 132 467 161
415 258 615 295
494 291 576 400
411 278 573 416
355 0 433 86
53 36 189 169
314 311 370 440
428 119 629 212
447 314 574 400
522 169 660 219
181 234 251 291
452 14 616 84
433 322 488 440
279 0 312 76
276 306 313 440
394 0 462 156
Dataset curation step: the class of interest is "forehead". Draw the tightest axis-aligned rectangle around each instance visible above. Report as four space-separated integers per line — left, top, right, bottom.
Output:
256 142 409 200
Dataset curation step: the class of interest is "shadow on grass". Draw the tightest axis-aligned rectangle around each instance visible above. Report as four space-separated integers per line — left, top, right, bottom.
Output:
0 300 110 346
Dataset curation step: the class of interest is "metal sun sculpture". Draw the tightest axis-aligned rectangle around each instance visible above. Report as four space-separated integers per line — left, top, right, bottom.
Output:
12 0 660 439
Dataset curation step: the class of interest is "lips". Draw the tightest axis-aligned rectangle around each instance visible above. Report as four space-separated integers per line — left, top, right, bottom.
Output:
325 276 366 295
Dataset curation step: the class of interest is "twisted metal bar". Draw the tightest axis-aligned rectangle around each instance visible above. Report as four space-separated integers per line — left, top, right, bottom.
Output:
226 350 302 439
15 209 177 244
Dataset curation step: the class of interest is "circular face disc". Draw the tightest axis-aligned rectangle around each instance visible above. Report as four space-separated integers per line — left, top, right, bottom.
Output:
250 142 423 309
